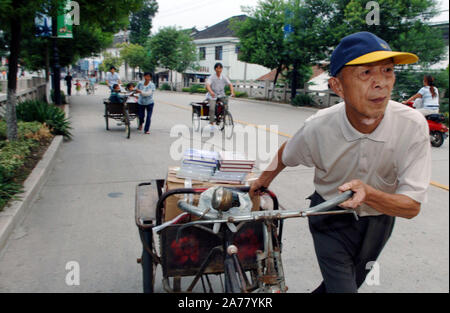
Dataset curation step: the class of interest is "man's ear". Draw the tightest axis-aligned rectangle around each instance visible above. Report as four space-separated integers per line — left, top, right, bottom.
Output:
328 77 344 99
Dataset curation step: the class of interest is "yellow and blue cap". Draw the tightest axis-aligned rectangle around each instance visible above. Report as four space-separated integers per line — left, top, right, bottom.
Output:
330 31 418 77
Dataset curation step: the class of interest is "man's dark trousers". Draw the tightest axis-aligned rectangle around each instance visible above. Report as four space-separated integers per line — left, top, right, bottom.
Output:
308 191 395 293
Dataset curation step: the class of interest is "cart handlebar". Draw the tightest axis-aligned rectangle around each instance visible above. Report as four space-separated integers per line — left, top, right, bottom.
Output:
176 190 356 226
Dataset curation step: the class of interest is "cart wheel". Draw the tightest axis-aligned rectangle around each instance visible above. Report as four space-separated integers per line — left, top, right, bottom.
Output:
192 111 201 132
223 112 234 139
141 230 157 293
124 111 131 139
105 108 109 130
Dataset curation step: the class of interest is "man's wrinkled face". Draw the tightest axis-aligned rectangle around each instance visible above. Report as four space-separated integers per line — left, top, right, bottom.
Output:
329 59 396 123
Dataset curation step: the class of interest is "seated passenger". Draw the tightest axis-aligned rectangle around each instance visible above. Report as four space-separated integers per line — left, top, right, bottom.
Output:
109 84 125 104
126 83 139 103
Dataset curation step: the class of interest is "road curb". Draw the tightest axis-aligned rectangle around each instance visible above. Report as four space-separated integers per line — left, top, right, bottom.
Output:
0 104 69 252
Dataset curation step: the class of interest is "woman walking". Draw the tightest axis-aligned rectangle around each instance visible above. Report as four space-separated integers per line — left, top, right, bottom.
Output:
136 72 156 134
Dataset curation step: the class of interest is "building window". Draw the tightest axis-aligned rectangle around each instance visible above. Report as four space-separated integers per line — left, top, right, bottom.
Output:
199 47 206 60
215 46 223 60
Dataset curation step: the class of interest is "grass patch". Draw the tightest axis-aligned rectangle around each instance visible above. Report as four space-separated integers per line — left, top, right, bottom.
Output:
0 120 53 211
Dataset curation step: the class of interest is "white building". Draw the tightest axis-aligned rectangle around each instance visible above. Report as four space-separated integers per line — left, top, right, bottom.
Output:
183 15 270 85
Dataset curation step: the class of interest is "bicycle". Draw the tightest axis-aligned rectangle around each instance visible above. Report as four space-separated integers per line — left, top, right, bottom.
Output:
191 97 234 139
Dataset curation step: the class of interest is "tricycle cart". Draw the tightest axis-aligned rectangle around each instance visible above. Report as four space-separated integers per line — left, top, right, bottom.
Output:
104 97 139 139
135 179 355 293
191 99 234 139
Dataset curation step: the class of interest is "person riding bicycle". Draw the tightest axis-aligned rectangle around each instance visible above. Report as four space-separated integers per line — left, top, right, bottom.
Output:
250 32 431 293
106 66 122 91
205 63 235 129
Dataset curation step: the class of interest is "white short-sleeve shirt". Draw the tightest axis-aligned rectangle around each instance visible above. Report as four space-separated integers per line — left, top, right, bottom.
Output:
418 86 439 109
206 74 231 99
106 72 120 86
282 100 431 217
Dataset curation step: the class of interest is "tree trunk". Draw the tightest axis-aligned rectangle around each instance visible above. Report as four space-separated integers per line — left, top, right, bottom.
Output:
6 16 21 141
271 65 282 100
125 62 129 81
291 61 299 102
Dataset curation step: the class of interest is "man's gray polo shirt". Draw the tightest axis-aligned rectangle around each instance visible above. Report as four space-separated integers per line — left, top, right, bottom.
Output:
282 100 431 217
206 74 231 99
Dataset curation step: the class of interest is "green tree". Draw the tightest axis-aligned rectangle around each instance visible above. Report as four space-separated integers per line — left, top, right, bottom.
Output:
129 0 158 46
232 0 287 87
285 0 337 99
233 0 446 104
147 26 198 89
340 0 446 67
0 0 146 140
0 0 46 140
98 52 123 73
119 43 147 80
233 0 337 100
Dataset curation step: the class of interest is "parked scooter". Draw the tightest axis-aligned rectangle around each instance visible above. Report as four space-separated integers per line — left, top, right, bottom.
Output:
405 101 449 147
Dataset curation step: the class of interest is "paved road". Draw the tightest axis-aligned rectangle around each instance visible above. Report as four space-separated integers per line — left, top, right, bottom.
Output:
0 86 448 292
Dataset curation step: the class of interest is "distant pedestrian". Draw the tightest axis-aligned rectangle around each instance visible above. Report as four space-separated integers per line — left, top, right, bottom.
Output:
135 72 156 134
1 70 6 80
65 72 73 96
75 79 82 95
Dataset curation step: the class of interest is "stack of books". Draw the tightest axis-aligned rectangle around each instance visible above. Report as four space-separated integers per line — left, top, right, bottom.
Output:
218 151 255 173
209 171 248 184
182 149 219 168
176 149 219 181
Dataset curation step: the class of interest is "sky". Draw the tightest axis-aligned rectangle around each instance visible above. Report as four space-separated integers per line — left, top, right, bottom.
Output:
151 0 449 33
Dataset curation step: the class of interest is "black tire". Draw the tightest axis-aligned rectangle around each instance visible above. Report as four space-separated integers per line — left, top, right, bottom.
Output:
124 111 131 139
223 256 242 293
105 107 109 130
223 112 234 139
192 111 200 132
141 229 156 293
430 131 444 147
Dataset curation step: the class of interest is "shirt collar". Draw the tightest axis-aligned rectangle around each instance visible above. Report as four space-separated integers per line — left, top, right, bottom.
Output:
340 101 392 143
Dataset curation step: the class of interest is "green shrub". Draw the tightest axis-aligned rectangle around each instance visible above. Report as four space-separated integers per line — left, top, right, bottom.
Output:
189 84 207 94
16 100 72 139
0 181 23 209
0 121 52 211
0 139 36 210
160 83 171 91
291 93 315 106
234 91 248 98
0 139 37 181
0 121 43 141
182 88 190 92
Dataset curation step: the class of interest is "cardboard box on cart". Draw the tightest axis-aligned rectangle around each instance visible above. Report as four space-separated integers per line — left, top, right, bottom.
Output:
163 166 260 222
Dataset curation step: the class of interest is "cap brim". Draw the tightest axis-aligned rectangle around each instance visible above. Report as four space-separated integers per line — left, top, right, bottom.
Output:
346 51 419 66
